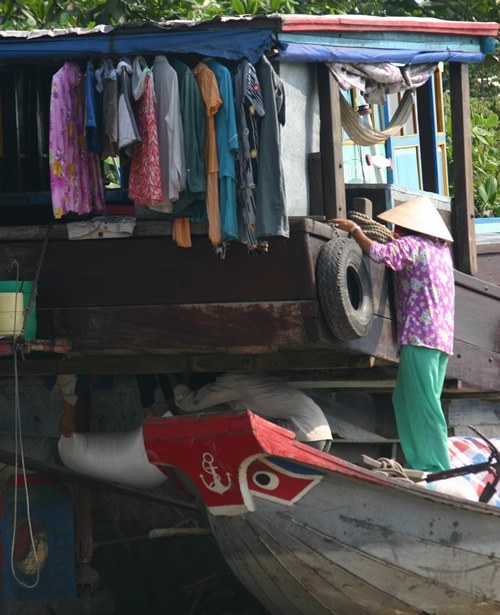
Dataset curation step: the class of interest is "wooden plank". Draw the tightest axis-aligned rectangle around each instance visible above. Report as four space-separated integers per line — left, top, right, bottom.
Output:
307 152 324 216
449 62 477 275
448 339 499 392
317 64 345 219
476 244 500 285
0 237 298 308
36 301 320 353
0 337 70 356
454 278 500 355
0 223 339 309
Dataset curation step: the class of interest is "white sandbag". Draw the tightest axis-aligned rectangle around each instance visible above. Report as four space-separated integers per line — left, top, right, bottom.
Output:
419 476 479 502
58 427 166 489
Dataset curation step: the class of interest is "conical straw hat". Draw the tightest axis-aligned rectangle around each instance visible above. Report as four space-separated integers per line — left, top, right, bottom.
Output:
377 196 454 242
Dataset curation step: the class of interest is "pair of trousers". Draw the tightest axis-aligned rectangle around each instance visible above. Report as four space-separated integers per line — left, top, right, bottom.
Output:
392 345 452 473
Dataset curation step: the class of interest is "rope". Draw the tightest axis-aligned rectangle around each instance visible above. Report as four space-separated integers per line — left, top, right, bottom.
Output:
19 224 51 340
347 211 394 244
6 225 51 588
339 89 415 146
361 455 415 483
9 261 40 589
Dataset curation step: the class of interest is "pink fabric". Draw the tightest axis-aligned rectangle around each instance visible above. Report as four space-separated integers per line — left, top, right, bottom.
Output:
448 437 500 506
49 62 105 219
128 71 163 207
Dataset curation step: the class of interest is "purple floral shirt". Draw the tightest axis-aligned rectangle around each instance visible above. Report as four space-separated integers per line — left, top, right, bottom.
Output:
370 235 455 355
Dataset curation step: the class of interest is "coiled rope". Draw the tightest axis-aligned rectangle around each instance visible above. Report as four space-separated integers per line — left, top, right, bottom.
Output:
347 211 394 244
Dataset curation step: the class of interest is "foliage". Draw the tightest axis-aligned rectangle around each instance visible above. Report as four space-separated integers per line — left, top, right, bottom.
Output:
445 93 500 217
1 0 498 28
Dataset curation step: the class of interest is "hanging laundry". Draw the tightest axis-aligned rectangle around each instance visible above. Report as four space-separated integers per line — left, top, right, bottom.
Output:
95 58 118 159
128 57 163 208
255 55 289 240
233 59 265 252
152 55 186 212
166 57 207 248
49 61 105 219
192 62 223 246
84 61 102 154
116 57 141 156
172 217 192 248
170 57 206 206
204 59 239 244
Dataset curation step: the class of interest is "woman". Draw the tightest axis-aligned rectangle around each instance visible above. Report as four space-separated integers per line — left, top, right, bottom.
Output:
331 196 454 472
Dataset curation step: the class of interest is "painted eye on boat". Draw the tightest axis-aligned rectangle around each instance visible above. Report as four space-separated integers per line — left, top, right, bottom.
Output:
252 471 280 490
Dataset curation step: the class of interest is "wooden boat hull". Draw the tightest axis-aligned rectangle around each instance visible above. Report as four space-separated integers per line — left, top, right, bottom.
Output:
0 218 498 394
144 411 500 615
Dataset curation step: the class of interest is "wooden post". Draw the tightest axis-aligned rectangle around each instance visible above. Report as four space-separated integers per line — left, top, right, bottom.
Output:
449 63 477 275
416 78 439 194
317 64 346 220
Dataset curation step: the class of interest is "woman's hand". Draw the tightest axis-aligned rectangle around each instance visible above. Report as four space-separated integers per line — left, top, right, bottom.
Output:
328 217 373 255
329 218 360 236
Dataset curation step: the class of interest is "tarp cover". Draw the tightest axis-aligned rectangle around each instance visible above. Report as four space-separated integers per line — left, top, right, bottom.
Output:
276 41 486 64
0 28 275 64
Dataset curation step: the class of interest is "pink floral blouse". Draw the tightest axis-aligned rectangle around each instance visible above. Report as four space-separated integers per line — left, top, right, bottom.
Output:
370 235 455 355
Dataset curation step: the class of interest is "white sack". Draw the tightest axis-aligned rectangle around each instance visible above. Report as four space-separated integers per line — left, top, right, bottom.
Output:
419 476 479 502
58 427 166 489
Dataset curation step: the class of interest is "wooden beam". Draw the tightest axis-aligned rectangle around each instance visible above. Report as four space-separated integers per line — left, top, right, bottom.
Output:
416 77 439 194
449 63 477 275
0 350 377 377
317 64 346 219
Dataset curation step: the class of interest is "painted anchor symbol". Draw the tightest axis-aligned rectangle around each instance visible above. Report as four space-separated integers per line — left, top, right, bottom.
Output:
200 452 232 494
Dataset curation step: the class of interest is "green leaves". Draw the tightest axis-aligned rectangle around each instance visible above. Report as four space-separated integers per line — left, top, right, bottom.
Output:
445 92 500 218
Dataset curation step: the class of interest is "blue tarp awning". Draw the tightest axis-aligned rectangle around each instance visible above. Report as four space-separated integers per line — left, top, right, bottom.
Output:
276 41 486 64
0 28 275 65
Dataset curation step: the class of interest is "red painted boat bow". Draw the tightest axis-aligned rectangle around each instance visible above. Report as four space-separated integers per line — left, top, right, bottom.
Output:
143 411 385 513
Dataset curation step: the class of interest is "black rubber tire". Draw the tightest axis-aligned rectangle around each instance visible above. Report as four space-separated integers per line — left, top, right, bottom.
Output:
316 238 374 341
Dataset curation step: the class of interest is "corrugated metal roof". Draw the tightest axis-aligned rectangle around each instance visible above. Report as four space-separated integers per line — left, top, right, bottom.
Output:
0 14 496 64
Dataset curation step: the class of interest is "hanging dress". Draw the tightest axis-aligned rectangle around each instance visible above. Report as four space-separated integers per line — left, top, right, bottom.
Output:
49 61 105 219
128 57 163 208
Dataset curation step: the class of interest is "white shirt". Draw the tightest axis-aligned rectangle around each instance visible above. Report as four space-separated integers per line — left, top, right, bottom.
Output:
174 371 332 443
152 55 186 207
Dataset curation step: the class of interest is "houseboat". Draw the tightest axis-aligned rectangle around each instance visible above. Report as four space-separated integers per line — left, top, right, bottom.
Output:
0 13 498 614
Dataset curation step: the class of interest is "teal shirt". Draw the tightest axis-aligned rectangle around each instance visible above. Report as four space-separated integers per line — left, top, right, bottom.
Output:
170 57 206 216
205 59 239 242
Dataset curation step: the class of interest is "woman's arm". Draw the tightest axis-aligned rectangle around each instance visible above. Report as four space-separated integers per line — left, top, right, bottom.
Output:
329 218 373 255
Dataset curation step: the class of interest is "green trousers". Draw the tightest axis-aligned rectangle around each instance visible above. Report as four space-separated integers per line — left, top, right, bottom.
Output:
392 345 452 473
